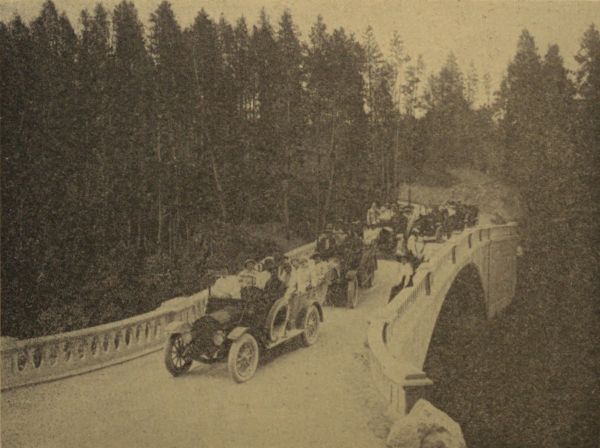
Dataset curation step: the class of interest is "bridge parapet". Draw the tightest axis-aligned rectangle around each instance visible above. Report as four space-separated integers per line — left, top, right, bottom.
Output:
367 223 519 416
1 242 317 390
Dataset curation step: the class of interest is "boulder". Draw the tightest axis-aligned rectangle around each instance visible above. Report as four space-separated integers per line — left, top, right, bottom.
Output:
386 399 466 448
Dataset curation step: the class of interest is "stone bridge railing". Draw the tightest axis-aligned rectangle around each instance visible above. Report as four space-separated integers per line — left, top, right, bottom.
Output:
1 242 317 390
367 223 519 415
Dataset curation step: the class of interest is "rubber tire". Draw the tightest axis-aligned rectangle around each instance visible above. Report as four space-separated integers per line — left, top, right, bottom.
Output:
228 333 260 383
164 334 192 377
346 276 359 309
301 305 320 347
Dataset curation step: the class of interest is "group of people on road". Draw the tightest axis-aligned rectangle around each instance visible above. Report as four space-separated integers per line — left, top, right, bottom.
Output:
366 201 412 229
315 220 365 272
207 253 332 331
365 198 479 303
235 253 331 301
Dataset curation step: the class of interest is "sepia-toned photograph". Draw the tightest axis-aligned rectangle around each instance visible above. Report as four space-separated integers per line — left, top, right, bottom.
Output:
1 0 598 447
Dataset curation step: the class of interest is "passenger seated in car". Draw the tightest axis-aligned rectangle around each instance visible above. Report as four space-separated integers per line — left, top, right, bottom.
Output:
241 258 288 326
253 261 271 290
308 253 324 286
333 221 348 246
239 259 264 304
239 258 257 283
296 257 312 293
263 258 287 301
316 223 337 259
378 204 393 223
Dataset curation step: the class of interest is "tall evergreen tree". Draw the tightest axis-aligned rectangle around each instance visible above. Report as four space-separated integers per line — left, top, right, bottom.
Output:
275 10 305 238
112 1 153 253
497 30 545 188
423 53 471 166
574 24 600 208
149 1 188 254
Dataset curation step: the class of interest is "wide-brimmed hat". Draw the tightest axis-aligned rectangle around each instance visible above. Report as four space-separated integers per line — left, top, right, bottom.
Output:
243 258 257 269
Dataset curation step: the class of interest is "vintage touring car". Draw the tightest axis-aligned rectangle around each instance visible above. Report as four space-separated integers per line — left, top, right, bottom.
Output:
164 269 324 383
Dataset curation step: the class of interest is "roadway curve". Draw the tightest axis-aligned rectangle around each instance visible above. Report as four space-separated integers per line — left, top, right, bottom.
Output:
2 262 399 448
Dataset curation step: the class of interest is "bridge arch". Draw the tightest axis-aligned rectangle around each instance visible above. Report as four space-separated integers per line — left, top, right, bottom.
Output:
422 262 504 432
424 262 487 372
367 223 519 416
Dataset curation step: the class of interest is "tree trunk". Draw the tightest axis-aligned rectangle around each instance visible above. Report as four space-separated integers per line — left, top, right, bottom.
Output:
282 99 291 241
322 115 337 226
282 178 290 240
208 146 228 222
315 120 321 233
393 117 400 199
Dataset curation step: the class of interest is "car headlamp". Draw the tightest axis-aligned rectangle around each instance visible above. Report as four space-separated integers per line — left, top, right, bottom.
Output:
212 330 225 346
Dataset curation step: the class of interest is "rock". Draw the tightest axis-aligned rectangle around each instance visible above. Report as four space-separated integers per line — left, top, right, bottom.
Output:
386 399 466 448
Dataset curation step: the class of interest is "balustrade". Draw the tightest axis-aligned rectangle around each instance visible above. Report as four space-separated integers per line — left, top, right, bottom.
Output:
0 240 324 390
367 222 519 414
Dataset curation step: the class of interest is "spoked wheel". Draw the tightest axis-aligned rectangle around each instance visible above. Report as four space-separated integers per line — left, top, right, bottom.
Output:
301 305 320 347
228 333 259 383
164 334 192 377
346 276 359 309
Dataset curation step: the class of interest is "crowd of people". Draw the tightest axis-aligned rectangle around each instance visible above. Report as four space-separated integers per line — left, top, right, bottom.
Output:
364 199 479 303
212 254 333 302
211 198 479 308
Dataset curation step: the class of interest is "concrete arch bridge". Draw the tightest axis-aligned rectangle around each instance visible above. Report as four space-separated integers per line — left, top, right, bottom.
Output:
1 222 519 448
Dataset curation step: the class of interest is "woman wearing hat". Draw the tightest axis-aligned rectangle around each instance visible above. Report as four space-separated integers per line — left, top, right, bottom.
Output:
239 258 257 290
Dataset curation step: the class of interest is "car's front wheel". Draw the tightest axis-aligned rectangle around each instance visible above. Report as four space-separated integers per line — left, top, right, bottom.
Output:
164 334 192 377
228 333 259 383
301 305 320 347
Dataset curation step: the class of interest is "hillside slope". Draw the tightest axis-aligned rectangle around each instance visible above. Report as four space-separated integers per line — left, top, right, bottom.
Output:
396 168 522 222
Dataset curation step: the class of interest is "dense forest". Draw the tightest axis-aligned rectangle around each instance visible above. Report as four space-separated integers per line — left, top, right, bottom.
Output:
1 1 598 338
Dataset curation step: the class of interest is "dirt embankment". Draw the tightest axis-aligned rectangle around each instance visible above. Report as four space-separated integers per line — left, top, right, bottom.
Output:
396 168 523 222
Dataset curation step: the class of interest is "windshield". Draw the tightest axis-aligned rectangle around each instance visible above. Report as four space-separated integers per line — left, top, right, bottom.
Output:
211 275 242 299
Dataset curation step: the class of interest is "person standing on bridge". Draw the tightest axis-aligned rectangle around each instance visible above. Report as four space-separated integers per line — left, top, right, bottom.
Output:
388 254 414 302
407 229 426 269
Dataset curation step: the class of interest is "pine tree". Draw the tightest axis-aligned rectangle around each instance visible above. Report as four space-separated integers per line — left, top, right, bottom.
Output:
465 61 479 106
497 30 544 187
77 4 112 247
305 15 331 230
1 15 37 336
482 72 492 106
574 24 600 209
248 9 280 222
423 53 470 166
275 10 305 238
540 44 577 212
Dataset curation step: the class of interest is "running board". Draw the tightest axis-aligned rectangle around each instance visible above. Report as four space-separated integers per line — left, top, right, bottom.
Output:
264 329 304 349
